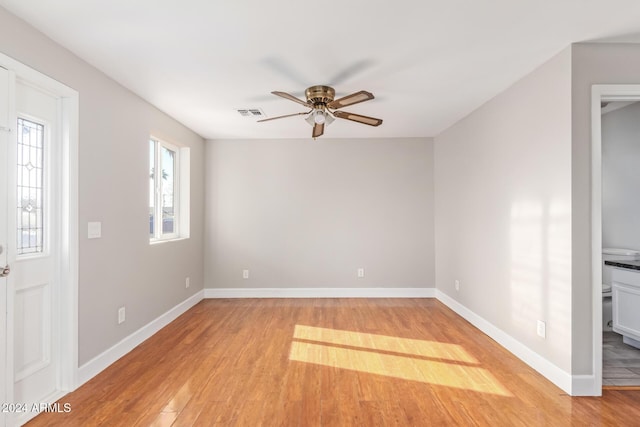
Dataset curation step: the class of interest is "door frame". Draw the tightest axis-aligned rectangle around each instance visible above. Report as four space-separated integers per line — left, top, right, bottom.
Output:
591 84 640 395
0 51 78 410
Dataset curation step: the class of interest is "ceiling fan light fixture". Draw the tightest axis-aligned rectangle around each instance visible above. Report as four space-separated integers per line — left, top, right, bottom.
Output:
314 109 326 124
306 109 333 126
305 112 315 126
324 112 335 126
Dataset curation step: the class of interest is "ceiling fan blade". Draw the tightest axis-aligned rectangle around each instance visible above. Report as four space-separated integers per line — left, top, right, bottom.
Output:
272 91 313 108
327 90 374 109
333 110 383 127
312 122 324 138
257 111 310 122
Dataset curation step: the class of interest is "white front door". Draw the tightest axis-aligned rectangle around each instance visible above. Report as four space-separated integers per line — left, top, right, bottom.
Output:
0 67 64 425
11 78 61 410
0 53 78 425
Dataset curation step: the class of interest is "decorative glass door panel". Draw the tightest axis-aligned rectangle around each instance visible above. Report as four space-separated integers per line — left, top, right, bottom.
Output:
16 117 45 256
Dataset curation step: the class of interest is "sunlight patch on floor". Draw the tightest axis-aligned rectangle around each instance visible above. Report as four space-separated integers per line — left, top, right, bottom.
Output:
290 326 512 397
293 324 478 363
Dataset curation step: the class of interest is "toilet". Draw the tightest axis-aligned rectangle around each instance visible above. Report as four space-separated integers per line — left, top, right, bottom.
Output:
603 248 640 331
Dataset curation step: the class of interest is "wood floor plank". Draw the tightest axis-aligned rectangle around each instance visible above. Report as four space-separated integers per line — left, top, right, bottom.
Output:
22 298 640 426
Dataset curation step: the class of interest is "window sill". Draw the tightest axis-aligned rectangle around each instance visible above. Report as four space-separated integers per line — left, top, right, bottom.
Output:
149 236 188 245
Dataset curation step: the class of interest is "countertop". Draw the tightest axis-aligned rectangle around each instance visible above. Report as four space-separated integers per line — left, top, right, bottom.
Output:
605 259 640 271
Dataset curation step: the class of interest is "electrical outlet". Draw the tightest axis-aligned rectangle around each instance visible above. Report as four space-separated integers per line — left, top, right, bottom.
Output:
242 269 249 279
357 268 365 278
118 306 126 324
537 320 546 338
185 277 190 288
455 280 460 291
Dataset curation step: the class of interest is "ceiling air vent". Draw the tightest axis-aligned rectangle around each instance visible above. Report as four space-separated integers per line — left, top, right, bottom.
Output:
237 108 265 118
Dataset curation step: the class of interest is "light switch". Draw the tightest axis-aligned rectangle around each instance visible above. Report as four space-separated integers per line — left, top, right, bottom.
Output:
88 221 102 239
537 320 546 339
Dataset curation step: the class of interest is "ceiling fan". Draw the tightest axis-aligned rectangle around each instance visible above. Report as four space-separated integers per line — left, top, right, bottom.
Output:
258 85 383 138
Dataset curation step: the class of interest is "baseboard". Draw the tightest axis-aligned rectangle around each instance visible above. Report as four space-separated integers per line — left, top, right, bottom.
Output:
76 290 204 386
204 287 436 298
435 290 574 395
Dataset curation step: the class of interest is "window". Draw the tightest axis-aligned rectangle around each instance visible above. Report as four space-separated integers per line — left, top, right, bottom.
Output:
16 117 46 255
149 137 186 241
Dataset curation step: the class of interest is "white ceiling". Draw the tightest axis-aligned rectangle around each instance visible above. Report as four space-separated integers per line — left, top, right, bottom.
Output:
3 1 640 140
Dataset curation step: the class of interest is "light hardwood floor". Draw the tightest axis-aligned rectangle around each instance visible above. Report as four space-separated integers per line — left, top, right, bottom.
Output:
25 298 640 426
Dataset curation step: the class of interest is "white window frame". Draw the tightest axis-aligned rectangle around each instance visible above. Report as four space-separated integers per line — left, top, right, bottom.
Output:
150 137 180 242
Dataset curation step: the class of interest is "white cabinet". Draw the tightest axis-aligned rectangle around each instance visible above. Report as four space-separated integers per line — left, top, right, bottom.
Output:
612 267 640 349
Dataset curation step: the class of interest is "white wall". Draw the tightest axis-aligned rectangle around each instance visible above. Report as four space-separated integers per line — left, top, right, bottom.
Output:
205 138 434 290
602 102 640 251
0 7 205 365
434 48 573 372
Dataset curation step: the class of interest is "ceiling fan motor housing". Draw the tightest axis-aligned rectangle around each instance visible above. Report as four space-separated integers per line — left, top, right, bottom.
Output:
305 85 335 107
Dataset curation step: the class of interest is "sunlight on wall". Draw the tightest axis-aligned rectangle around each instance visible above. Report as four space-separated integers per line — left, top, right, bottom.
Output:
510 198 571 357
545 199 571 349
290 326 512 397
510 200 544 332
